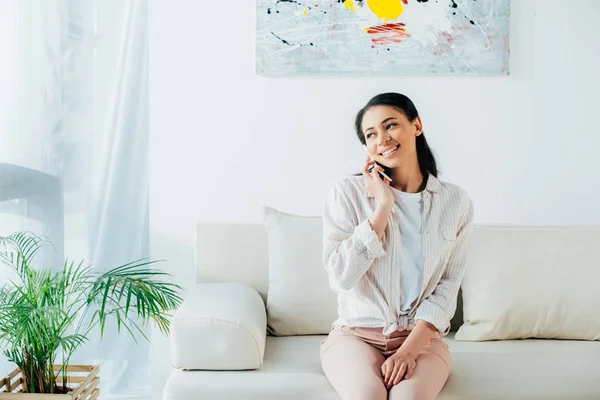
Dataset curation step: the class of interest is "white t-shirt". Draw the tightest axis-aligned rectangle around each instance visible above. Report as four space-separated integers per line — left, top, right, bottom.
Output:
391 186 424 314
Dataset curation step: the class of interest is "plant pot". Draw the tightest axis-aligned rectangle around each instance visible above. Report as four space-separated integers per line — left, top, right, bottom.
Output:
0 365 99 399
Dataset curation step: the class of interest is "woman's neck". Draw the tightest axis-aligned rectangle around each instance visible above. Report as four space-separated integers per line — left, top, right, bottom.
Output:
390 162 424 193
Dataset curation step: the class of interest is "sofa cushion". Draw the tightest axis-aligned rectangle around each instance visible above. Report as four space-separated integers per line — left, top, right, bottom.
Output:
457 226 600 341
163 336 339 400
445 334 600 399
262 206 338 336
163 333 600 400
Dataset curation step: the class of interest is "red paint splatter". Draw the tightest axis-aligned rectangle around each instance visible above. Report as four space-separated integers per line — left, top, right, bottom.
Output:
402 0 408 4
439 31 455 46
365 23 411 46
365 22 407 35
432 31 455 55
372 36 404 45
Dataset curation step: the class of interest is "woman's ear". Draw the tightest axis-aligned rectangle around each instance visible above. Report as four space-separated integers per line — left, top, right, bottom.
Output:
414 116 423 136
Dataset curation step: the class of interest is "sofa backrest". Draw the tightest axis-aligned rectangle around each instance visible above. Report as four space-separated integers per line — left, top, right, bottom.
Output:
196 223 270 301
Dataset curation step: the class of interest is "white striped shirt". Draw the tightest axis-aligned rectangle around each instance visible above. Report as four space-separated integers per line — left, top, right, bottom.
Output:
322 174 474 336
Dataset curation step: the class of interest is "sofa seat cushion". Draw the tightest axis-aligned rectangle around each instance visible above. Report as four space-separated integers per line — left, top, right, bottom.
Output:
163 335 339 400
163 334 600 400
445 334 600 399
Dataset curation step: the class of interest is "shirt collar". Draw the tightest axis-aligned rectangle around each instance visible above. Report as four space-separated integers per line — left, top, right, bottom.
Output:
366 173 441 198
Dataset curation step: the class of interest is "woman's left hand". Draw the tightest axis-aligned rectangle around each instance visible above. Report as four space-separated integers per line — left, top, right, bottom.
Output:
381 349 417 388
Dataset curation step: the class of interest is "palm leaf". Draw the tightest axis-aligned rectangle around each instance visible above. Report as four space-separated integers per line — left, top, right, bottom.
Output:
0 232 183 393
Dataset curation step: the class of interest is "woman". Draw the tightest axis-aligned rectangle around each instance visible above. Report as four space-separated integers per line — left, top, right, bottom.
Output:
320 93 474 400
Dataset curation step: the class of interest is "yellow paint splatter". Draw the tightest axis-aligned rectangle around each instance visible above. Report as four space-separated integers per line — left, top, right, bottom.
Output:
303 9 307 16
344 0 356 12
366 0 404 21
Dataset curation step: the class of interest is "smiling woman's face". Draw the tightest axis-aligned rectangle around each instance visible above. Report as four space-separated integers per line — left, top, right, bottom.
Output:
361 105 422 168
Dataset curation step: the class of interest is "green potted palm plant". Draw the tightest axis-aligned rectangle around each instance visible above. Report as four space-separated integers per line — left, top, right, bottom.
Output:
0 232 182 398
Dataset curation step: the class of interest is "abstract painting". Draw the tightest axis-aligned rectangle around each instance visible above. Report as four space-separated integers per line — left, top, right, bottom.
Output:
256 0 510 75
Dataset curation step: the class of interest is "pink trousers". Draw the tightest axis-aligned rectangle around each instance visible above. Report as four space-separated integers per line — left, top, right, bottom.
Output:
320 325 451 400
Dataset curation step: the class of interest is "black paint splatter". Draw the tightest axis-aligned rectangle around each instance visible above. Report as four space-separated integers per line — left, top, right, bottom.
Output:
268 0 329 47
470 19 475 24
450 0 458 8
267 7 271 14
416 0 429 2
271 31 290 45
270 30 316 48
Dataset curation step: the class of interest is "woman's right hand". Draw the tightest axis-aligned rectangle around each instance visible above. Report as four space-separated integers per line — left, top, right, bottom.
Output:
362 155 393 206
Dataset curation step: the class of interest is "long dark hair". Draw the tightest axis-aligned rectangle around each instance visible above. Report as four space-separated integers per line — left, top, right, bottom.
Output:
355 93 438 180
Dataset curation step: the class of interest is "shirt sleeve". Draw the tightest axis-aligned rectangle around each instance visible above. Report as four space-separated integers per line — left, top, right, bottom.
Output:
322 181 387 291
415 194 474 334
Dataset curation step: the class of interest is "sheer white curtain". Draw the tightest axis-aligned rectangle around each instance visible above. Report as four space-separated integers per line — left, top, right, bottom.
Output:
0 0 150 398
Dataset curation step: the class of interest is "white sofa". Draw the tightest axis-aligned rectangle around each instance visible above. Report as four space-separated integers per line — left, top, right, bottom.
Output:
163 216 600 400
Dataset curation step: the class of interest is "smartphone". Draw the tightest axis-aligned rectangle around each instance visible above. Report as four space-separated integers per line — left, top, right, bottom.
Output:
364 145 392 182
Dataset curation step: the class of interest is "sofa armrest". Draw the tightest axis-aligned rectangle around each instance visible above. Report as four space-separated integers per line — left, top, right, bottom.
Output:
170 282 267 370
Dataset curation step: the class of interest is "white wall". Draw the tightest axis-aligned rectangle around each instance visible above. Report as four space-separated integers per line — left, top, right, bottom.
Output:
149 0 600 397
0 0 16 145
